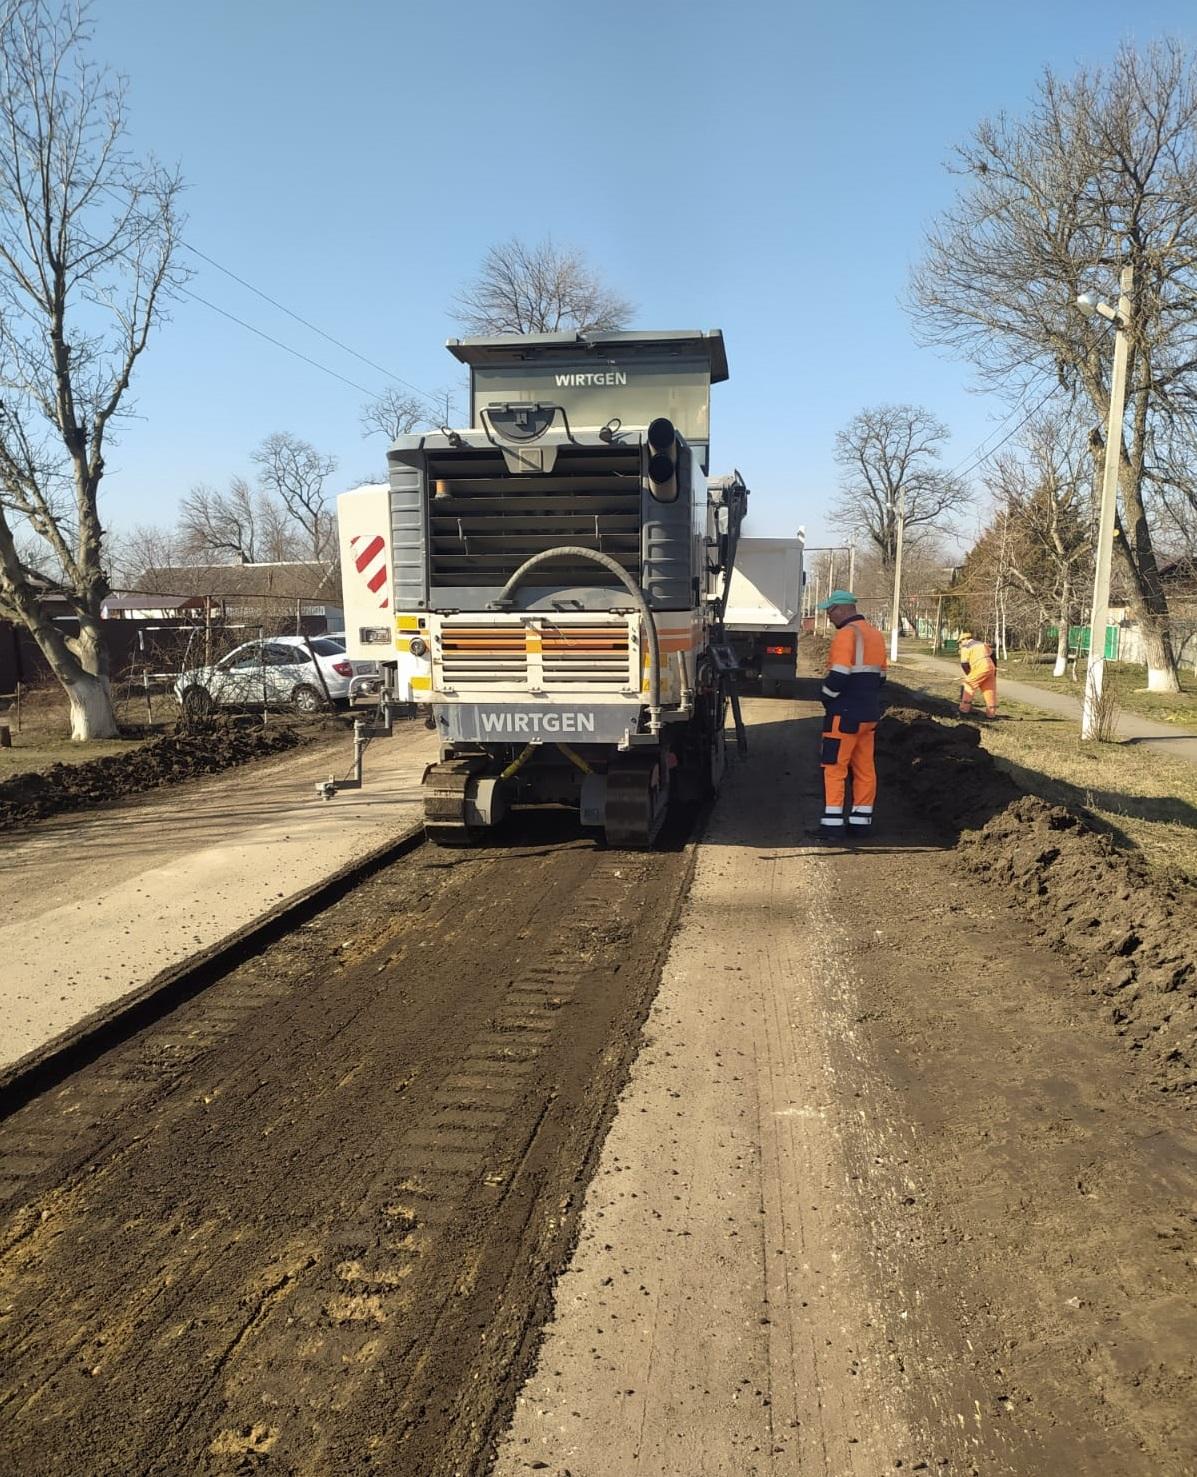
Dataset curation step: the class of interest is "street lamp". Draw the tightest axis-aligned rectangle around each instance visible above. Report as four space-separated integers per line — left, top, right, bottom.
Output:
1074 265 1132 740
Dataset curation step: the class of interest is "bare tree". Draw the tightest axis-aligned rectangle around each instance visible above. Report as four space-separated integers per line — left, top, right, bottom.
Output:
108 522 185 589
360 386 430 441
1143 422 1197 559
833 405 971 570
453 237 633 335
909 41 1197 692
178 478 263 564
988 419 1092 675
251 432 336 564
0 0 185 737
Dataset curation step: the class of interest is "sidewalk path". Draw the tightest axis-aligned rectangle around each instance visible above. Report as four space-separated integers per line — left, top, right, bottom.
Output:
899 652 1197 765
0 720 437 1076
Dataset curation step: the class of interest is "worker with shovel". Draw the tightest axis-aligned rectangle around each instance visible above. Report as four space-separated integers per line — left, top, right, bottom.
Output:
958 632 999 719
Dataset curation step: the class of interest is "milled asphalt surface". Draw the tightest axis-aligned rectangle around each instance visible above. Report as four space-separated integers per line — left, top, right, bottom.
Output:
0 721 437 1076
900 652 1197 764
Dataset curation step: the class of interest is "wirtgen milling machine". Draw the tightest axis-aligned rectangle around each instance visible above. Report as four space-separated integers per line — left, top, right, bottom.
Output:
337 329 748 848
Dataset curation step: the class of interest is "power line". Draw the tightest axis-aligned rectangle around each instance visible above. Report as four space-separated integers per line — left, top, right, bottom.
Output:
77 214 393 403
178 239 444 408
177 283 380 397
947 378 1061 483
100 184 445 409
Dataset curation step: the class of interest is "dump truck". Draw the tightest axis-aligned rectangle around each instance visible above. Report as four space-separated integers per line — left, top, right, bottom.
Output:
335 328 749 848
722 534 805 695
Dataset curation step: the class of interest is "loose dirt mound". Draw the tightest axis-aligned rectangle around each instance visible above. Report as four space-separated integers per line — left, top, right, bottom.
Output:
959 797 1195 1095
877 699 1196 1095
0 720 304 831
877 705 1021 829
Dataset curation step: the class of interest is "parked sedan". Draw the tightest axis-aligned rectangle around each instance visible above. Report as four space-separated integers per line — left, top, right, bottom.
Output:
175 636 370 716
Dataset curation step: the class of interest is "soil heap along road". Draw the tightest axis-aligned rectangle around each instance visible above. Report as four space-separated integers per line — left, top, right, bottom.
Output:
0 690 1193 1475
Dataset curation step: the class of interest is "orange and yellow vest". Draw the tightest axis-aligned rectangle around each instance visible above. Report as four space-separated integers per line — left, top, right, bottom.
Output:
821 616 888 725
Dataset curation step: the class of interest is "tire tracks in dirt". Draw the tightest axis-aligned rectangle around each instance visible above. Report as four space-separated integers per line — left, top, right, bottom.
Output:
0 819 695 1476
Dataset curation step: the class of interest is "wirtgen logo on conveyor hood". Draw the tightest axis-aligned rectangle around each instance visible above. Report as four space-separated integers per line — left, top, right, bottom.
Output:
554 371 628 387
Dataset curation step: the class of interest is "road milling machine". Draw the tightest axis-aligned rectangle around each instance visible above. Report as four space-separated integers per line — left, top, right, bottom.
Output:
336 329 749 847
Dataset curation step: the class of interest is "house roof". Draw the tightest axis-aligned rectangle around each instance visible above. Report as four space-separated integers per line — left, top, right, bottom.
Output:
1159 556 1197 586
102 594 203 613
135 561 340 601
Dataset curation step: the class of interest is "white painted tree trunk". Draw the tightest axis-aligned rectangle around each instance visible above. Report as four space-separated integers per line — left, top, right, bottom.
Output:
66 672 118 740
1052 588 1070 678
1138 616 1181 694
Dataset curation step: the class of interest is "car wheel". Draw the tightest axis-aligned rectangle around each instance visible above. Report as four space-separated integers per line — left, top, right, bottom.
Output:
181 685 213 719
291 683 324 713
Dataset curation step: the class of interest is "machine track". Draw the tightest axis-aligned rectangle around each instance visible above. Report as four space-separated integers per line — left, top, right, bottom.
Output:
0 820 695 1476
603 755 670 848
421 755 487 846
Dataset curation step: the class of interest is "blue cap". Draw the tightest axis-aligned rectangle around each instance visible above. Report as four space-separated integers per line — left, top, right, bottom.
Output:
816 589 857 610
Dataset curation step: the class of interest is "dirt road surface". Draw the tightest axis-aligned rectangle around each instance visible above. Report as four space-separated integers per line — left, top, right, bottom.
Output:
0 813 695 1475
1 696 1193 1475
498 701 1195 1476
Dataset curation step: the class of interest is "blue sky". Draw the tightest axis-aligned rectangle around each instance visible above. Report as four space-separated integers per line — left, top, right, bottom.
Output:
90 0 1197 553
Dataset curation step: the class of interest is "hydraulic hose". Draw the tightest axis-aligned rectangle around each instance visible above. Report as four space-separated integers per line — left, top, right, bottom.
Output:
488 546 663 731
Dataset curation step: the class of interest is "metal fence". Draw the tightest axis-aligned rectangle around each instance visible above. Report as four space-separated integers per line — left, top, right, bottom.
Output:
1 610 340 726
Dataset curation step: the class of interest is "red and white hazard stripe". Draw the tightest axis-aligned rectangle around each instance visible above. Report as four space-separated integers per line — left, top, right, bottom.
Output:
351 533 389 609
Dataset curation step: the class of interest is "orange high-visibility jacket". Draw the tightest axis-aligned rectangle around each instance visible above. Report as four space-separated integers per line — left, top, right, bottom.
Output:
821 616 888 724
960 638 996 683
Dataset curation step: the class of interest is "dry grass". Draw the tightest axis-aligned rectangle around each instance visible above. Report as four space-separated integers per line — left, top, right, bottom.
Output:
990 654 1197 731
891 663 1197 881
0 683 171 782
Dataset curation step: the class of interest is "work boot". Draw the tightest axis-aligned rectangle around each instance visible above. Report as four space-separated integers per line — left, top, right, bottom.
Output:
805 825 846 843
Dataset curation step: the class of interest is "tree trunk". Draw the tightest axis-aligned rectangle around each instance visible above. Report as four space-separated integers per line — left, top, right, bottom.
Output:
1085 389 1180 694
1134 610 1179 694
29 615 120 740
65 671 118 740
1053 585 1070 677
1112 525 1179 692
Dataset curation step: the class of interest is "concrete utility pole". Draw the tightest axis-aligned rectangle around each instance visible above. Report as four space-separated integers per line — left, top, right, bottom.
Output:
1075 265 1133 740
889 488 906 664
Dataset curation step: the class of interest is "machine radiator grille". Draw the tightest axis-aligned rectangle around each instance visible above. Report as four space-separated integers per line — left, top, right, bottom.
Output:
438 621 633 689
426 446 641 588
541 626 631 686
440 625 528 685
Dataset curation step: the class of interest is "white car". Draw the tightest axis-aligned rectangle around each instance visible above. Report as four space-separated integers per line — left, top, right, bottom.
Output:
175 636 373 716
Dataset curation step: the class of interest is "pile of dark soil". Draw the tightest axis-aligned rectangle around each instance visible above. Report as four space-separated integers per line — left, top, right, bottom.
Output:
0 719 304 832
876 694 1196 1095
958 797 1195 1094
876 705 1021 830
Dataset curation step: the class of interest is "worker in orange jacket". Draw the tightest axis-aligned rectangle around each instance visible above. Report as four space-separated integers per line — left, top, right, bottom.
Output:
958 632 998 718
814 591 887 839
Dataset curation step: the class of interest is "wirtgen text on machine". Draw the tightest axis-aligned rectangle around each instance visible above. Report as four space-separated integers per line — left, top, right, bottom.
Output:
478 711 598 735
553 372 628 387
